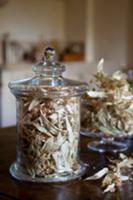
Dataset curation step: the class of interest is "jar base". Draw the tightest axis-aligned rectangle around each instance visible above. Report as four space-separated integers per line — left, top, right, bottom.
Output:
9 162 88 183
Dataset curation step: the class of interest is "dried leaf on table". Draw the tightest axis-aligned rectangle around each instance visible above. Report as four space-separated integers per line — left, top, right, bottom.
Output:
84 153 133 193
85 168 108 180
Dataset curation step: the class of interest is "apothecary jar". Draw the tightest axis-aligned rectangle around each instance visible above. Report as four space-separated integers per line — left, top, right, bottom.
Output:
9 47 89 182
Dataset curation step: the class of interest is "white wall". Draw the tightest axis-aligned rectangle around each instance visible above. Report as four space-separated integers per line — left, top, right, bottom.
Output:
0 0 65 43
85 0 95 61
127 0 133 66
64 0 86 44
85 0 129 67
0 0 87 45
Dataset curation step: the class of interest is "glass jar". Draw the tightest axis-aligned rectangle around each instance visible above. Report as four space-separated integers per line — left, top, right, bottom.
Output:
81 92 128 153
80 95 101 137
9 47 88 182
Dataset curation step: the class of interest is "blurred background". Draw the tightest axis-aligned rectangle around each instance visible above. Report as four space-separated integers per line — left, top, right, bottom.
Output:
0 0 133 127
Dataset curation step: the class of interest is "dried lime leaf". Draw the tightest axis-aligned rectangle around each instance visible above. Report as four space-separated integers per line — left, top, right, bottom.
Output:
85 167 108 180
84 154 133 193
18 94 81 178
28 99 40 111
103 183 115 193
82 59 133 137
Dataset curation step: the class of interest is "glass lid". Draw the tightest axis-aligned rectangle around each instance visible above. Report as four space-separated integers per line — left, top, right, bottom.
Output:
9 47 88 97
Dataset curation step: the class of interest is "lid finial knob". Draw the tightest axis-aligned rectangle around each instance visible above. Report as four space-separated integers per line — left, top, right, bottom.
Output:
44 47 56 62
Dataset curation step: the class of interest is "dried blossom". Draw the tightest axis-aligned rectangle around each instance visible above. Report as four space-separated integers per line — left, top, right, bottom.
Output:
81 59 133 137
17 88 81 179
85 168 108 181
84 153 133 193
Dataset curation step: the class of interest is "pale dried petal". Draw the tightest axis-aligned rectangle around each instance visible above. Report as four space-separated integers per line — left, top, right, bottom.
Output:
119 153 127 159
85 168 109 180
87 91 106 98
112 71 127 80
65 115 74 142
117 159 133 169
103 183 116 193
28 99 40 111
32 122 53 137
97 58 104 73
119 175 129 181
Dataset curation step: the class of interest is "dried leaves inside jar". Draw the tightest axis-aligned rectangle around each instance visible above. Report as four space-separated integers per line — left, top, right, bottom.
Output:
17 91 81 178
81 59 133 138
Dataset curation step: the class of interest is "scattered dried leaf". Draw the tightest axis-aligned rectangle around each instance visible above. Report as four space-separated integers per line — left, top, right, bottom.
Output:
84 154 133 193
85 167 108 180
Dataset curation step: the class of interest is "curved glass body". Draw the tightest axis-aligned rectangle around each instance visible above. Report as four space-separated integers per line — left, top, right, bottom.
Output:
9 47 88 182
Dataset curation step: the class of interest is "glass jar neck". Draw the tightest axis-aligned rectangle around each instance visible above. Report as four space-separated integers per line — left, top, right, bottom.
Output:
36 69 63 78
32 61 65 78
32 47 66 78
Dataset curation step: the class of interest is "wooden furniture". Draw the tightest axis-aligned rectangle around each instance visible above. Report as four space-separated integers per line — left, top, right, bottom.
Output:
0 126 133 200
60 53 84 61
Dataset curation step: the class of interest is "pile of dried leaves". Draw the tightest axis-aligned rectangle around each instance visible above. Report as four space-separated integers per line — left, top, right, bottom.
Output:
17 93 81 178
81 59 133 137
85 153 133 193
